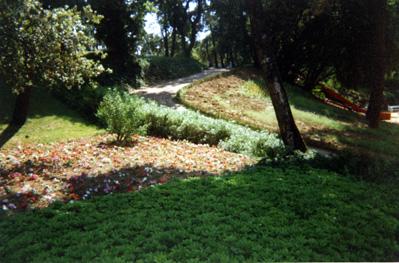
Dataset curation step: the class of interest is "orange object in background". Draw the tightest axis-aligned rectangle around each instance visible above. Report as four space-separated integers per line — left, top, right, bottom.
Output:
380 111 391 120
320 84 391 120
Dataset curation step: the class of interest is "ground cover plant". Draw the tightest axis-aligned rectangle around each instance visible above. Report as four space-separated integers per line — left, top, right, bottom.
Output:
1 166 398 262
178 69 399 161
0 87 101 149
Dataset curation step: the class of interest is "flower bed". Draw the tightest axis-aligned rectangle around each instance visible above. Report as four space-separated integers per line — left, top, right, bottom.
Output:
0 135 255 213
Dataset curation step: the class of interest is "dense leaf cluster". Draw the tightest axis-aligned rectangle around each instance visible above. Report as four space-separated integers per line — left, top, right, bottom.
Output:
42 0 150 84
0 0 106 94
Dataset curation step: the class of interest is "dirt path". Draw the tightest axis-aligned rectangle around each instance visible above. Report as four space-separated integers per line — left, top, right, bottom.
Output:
131 68 229 107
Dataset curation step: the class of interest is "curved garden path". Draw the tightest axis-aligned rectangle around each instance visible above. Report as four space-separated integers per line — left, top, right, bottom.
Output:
131 68 229 107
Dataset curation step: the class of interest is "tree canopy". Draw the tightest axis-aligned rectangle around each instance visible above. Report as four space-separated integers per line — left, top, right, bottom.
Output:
0 0 106 125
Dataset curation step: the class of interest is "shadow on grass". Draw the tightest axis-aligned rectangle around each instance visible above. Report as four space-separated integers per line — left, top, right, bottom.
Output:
0 166 398 262
0 87 95 126
0 124 22 149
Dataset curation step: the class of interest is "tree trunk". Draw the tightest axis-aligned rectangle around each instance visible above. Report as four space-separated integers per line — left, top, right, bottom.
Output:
214 51 219 68
11 86 32 126
230 51 236 67
248 28 261 68
262 56 307 152
161 26 170 57
246 0 307 153
220 53 225 68
205 40 212 67
181 34 189 56
366 0 387 128
210 30 219 68
171 28 177 57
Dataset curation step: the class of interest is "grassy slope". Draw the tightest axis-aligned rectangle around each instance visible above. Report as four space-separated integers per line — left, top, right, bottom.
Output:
0 166 398 262
0 88 102 148
178 69 399 158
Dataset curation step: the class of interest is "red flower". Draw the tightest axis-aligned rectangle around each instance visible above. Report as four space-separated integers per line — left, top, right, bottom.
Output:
29 174 39 181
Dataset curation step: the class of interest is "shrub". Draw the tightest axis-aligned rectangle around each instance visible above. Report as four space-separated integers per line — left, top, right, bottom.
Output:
98 91 284 158
141 102 285 158
96 91 148 143
143 56 204 84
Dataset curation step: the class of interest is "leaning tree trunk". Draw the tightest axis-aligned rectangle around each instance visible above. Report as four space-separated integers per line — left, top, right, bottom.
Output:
11 86 32 126
246 0 306 153
366 0 387 128
261 55 307 152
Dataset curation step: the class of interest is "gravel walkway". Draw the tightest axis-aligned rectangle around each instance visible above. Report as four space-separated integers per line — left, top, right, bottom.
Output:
131 68 229 107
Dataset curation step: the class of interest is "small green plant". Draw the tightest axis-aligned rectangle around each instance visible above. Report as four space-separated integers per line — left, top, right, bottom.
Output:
96 90 147 144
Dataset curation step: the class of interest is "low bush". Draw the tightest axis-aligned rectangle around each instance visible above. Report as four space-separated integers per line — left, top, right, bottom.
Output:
96 91 147 143
144 56 205 84
141 100 285 159
97 91 284 158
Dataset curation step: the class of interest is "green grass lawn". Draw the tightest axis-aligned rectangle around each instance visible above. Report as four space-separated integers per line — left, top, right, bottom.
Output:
0 87 102 148
0 166 398 262
178 69 399 160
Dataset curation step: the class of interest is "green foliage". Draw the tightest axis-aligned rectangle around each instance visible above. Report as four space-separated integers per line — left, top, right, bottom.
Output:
96 91 147 143
140 33 164 56
154 0 205 57
43 0 150 84
90 0 148 84
1 166 398 261
202 0 253 67
144 56 204 84
139 97 284 158
52 84 111 120
97 90 283 158
0 0 106 94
